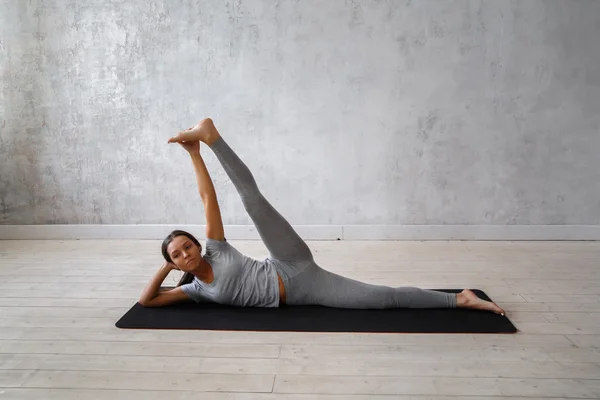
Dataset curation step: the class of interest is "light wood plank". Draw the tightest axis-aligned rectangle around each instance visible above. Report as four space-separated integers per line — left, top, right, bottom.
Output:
279 344 555 362
0 298 133 307
0 370 36 387
0 275 148 283
0 327 575 347
543 312 600 325
511 322 600 335
505 283 600 295
0 389 585 400
0 340 280 358
0 290 137 299
273 375 599 397
565 334 600 348
3 353 600 379
0 306 129 318
11 370 274 392
496 302 600 312
521 294 600 303
544 347 600 363
0 317 115 328
0 270 149 277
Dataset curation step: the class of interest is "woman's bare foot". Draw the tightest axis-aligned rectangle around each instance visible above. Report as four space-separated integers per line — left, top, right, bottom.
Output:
456 289 505 316
168 118 221 146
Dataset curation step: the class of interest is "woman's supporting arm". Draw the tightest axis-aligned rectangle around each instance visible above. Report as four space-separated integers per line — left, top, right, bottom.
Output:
139 262 190 307
139 262 172 305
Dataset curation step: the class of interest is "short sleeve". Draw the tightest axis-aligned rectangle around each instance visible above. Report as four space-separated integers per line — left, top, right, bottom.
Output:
204 237 230 254
179 281 212 303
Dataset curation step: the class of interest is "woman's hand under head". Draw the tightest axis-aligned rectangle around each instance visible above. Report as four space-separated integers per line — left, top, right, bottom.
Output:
161 261 176 272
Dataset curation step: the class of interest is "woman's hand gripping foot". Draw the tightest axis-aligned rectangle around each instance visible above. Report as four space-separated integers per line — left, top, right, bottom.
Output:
168 118 221 146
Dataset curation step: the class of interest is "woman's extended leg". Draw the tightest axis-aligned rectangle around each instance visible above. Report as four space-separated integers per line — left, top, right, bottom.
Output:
284 262 505 314
285 263 456 308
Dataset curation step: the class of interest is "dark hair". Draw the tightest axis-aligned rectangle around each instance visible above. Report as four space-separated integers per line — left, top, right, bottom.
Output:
161 230 203 263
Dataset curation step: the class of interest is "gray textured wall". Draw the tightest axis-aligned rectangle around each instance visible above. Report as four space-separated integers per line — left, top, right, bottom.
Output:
1 0 599 226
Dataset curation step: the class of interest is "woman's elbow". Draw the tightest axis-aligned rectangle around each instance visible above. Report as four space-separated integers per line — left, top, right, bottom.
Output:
138 297 153 307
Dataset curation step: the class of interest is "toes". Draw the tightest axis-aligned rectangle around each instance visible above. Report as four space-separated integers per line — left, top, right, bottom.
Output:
494 304 505 316
169 133 185 143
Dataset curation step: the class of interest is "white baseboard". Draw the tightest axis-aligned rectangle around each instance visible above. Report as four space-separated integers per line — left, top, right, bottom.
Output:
0 224 599 240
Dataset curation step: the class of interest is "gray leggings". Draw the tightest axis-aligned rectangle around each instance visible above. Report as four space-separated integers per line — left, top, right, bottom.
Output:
209 137 456 309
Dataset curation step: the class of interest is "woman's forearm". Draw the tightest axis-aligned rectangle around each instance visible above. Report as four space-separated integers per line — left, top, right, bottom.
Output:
139 263 172 305
190 152 217 200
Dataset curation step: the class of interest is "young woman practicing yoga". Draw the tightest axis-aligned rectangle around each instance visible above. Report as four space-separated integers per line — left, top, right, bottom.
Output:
139 118 505 316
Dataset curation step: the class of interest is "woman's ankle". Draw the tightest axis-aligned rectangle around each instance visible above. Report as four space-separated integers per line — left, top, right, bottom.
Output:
206 132 222 146
456 292 465 307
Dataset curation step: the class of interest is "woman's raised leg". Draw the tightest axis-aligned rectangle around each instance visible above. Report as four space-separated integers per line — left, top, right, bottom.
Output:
209 136 313 262
170 119 313 263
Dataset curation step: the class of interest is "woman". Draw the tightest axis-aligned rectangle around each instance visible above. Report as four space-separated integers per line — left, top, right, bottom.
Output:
139 118 505 316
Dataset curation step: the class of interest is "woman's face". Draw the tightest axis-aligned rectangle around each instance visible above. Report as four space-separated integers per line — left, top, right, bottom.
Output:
166 236 202 272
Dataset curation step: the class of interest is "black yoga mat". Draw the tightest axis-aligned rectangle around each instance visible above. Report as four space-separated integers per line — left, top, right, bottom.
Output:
116 289 516 333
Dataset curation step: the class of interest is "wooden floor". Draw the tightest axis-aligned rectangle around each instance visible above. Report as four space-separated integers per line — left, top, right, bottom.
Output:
1 239 600 399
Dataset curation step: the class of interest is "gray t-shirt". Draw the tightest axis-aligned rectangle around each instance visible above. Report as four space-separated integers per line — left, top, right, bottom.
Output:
180 238 281 307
